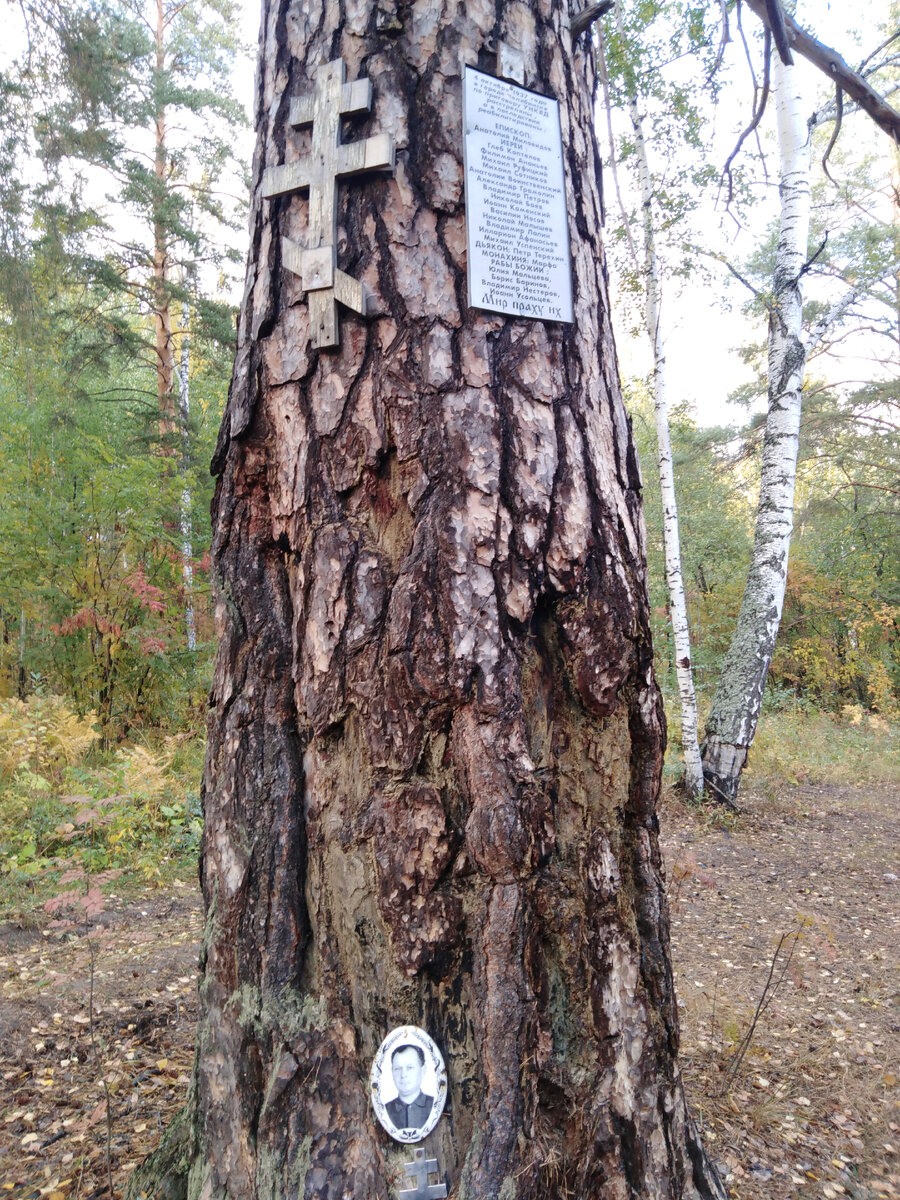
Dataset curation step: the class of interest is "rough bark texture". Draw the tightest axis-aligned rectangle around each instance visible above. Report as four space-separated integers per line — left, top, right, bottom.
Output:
190 3 725 1198
154 0 177 447
702 55 810 805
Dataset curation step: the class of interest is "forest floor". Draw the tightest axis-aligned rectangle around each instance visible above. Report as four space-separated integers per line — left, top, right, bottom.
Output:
663 781 899 1200
0 784 896 1200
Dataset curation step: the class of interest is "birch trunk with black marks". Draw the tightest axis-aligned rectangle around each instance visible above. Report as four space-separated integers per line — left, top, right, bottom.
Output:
183 3 725 1198
702 55 811 804
615 0 704 798
178 299 197 653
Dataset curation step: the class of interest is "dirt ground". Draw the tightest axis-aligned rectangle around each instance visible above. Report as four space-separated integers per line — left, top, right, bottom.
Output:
0 785 896 1199
0 885 202 1200
664 783 899 1200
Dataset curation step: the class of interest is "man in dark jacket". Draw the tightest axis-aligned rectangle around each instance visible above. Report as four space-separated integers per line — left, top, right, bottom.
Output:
386 1044 434 1130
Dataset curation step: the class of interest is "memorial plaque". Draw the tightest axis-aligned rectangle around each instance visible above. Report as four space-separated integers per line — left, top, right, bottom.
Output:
370 1025 447 1144
463 66 574 324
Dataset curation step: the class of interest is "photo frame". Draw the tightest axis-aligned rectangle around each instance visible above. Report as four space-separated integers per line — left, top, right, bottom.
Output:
370 1025 447 1144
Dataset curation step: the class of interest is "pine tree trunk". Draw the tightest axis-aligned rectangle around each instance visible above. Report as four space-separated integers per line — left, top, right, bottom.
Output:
702 55 811 804
614 0 704 798
187 3 725 1198
154 0 176 448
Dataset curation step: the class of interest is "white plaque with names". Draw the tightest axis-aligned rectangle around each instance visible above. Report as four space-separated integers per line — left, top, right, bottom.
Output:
463 67 574 324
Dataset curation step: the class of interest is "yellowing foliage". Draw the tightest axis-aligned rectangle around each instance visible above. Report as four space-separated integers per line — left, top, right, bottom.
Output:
748 709 900 787
115 743 171 801
771 557 900 715
0 696 99 777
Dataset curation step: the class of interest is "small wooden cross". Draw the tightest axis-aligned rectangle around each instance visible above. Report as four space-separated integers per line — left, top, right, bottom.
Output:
397 1147 447 1200
262 58 395 349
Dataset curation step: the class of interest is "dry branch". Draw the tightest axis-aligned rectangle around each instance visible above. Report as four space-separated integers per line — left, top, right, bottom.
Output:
570 0 613 38
744 0 900 141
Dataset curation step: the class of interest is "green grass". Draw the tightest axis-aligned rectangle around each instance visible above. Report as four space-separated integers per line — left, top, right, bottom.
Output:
744 707 900 788
664 693 900 790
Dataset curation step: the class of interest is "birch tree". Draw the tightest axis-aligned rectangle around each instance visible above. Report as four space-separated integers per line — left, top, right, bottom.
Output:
129 1 725 1196
598 0 710 797
701 6 900 802
177 293 197 652
702 54 812 803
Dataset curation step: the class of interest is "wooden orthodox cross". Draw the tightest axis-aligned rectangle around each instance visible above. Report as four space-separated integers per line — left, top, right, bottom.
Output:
397 1148 447 1200
262 58 395 349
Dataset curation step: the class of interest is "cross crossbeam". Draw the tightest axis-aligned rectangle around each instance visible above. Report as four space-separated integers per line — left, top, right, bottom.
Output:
261 59 395 348
397 1148 447 1200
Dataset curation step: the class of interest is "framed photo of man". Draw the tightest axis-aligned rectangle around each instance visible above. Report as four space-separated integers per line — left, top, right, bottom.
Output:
370 1025 447 1143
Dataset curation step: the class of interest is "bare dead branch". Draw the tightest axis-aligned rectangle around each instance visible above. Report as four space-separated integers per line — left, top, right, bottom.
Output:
722 27 771 209
814 82 900 129
858 28 900 74
764 0 793 66
797 233 828 282
719 928 801 1093
833 479 900 498
739 2 769 187
702 249 772 310
737 0 760 93
744 0 900 142
571 0 613 39
702 773 745 812
706 0 732 85
821 84 843 186
726 262 765 302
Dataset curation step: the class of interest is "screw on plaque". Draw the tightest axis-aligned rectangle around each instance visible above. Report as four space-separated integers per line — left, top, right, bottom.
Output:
397 1147 447 1199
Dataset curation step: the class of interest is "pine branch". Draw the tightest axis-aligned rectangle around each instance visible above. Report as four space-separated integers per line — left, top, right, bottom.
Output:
743 0 900 142
571 1 613 39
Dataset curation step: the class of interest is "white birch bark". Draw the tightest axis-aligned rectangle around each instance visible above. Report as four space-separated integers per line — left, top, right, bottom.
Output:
178 300 196 652
702 56 811 802
614 1 704 796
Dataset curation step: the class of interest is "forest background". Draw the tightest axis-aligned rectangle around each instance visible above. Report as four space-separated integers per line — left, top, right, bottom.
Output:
0 0 898 907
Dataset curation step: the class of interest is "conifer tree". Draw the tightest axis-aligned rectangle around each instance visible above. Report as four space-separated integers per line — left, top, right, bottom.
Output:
126 1 725 1197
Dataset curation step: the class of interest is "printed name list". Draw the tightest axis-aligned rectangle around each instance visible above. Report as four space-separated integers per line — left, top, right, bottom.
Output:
463 67 574 323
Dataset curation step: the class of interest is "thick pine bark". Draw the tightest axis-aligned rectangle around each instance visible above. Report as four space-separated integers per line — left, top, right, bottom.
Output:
702 56 810 804
189 3 724 1198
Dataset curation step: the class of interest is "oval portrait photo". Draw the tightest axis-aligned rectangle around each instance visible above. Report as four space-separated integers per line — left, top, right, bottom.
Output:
370 1025 447 1144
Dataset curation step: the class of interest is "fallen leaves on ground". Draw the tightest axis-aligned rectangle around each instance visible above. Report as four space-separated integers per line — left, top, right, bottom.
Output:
663 783 900 1200
0 785 897 1199
0 886 201 1198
